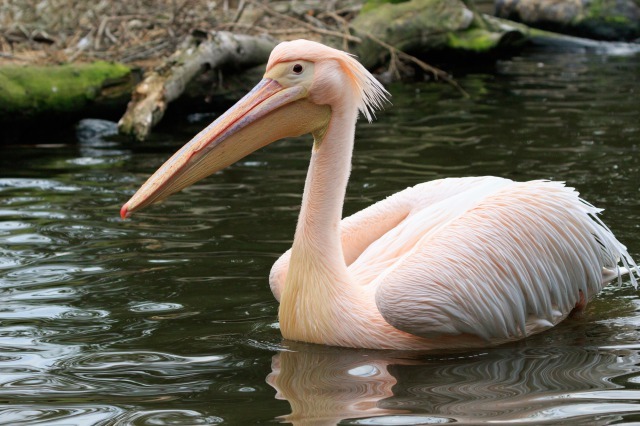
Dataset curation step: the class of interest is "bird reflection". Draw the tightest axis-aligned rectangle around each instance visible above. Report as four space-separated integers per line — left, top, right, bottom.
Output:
266 342 640 425
267 343 418 425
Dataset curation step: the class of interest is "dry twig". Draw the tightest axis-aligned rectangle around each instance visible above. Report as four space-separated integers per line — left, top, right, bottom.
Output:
362 32 470 98
248 0 362 44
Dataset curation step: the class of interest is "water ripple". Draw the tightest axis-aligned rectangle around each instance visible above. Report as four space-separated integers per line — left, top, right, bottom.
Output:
113 409 223 425
0 178 80 192
60 350 226 370
129 302 184 313
0 405 124 425
2 264 105 286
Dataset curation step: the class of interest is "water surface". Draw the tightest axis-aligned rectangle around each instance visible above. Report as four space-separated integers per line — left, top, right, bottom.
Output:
0 48 639 425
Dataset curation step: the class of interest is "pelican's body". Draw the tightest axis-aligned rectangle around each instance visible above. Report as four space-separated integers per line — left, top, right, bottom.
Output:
122 40 638 350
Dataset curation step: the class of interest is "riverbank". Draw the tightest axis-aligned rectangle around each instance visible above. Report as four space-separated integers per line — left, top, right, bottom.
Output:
1 0 639 143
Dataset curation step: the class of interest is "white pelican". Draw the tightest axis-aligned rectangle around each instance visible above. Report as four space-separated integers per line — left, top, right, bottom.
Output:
121 40 638 350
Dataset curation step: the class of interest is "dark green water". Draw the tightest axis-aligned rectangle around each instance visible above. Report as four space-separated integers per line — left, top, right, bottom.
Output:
1 47 639 425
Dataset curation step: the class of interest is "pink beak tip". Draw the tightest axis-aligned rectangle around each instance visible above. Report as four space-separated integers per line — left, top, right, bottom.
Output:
120 203 130 220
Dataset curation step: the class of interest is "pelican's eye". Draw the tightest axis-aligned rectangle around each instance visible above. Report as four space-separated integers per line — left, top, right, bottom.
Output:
292 63 304 74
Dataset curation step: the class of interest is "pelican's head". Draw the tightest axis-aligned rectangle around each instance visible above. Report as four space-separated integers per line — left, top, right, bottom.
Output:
121 40 388 218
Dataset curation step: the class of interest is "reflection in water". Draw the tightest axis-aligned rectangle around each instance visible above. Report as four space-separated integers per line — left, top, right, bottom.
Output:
268 344 640 425
268 345 410 425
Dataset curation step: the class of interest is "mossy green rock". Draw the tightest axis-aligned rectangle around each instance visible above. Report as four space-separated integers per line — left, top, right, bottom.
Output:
0 61 133 120
352 0 527 68
496 0 640 41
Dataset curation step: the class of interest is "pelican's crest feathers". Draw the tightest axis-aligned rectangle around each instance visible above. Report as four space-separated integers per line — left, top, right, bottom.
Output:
266 39 389 122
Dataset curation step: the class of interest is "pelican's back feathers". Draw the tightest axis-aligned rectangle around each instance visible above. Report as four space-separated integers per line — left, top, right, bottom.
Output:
373 178 638 341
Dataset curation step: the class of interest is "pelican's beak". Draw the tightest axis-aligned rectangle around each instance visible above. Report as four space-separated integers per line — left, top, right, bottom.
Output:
121 77 330 218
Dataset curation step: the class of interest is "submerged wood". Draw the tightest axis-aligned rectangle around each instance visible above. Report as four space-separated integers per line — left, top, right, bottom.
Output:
117 31 278 141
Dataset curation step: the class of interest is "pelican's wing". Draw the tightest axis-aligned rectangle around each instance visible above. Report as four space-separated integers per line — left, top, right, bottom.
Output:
374 180 638 341
270 176 509 299
347 176 517 286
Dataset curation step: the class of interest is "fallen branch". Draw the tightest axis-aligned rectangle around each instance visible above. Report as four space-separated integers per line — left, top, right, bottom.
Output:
363 32 470 98
117 31 277 141
117 1 482 141
243 0 467 95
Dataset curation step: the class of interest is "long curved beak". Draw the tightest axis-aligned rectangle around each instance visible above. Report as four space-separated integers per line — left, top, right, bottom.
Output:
121 78 330 219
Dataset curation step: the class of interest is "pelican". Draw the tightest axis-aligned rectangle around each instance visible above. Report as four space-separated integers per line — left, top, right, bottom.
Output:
121 40 638 350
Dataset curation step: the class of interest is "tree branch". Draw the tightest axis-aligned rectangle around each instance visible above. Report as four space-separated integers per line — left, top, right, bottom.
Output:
118 31 277 141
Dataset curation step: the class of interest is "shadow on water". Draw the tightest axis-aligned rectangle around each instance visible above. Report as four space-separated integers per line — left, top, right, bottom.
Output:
0 46 639 424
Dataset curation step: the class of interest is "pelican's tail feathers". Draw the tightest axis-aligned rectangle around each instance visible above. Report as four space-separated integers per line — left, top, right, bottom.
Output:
602 266 639 288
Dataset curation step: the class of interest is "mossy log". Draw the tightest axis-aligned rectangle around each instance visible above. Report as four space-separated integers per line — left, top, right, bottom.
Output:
496 0 640 41
117 31 278 141
351 0 529 68
0 61 134 121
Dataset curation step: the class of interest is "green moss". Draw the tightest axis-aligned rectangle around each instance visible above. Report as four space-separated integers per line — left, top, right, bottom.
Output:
352 0 528 66
352 0 477 66
447 28 502 52
0 61 131 117
583 0 630 23
576 0 639 39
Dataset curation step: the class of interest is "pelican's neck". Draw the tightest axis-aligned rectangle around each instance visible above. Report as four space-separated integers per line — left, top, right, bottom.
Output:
292 106 358 262
279 104 376 347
